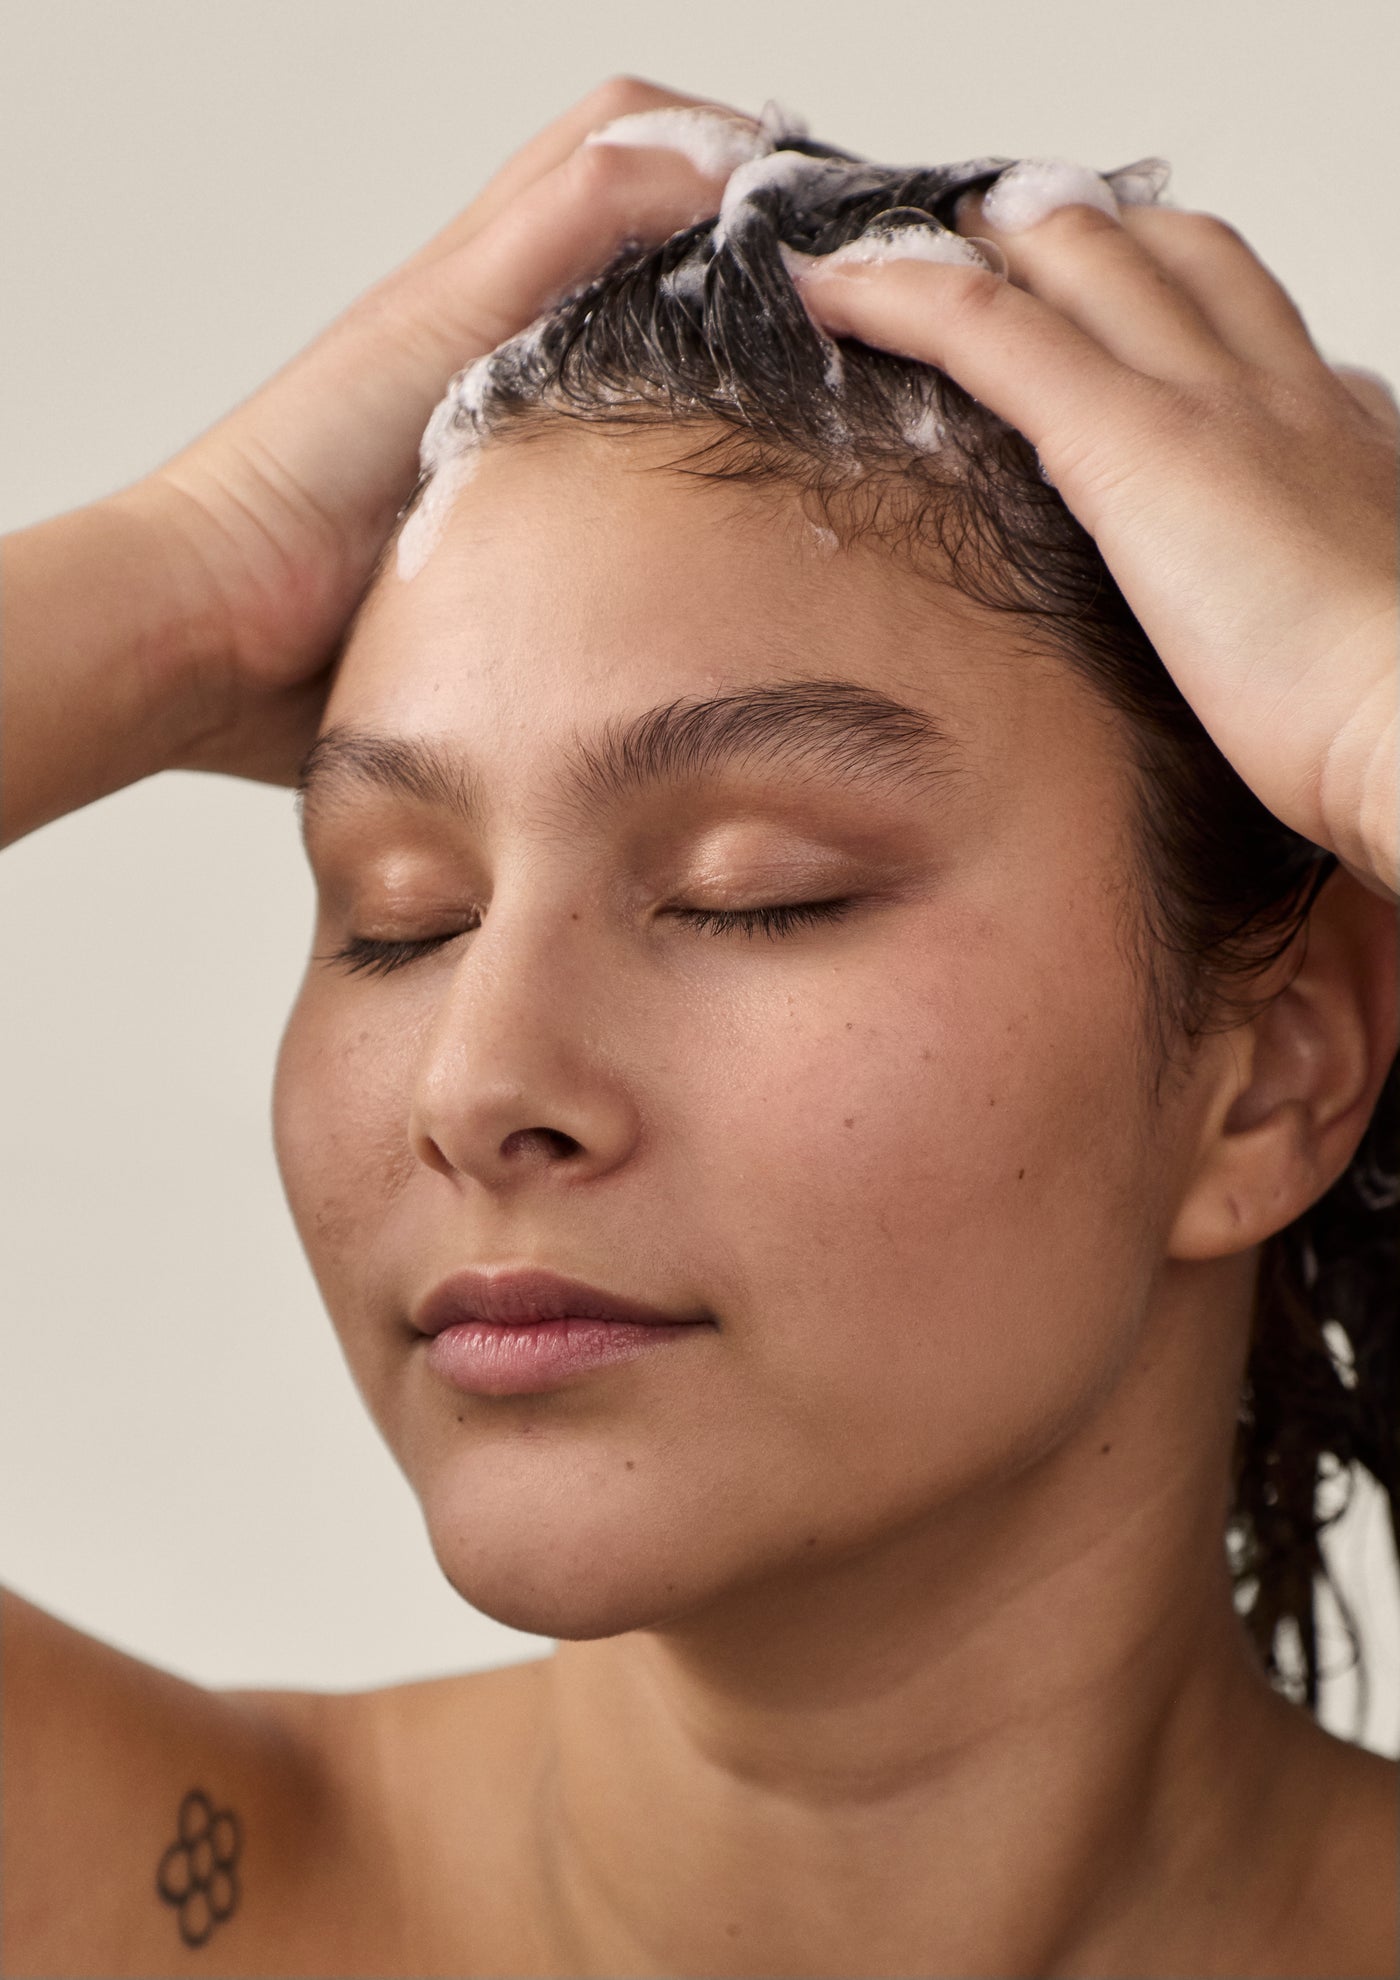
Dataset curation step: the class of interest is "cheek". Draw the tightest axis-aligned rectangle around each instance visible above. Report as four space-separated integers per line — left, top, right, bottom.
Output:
683 911 1159 1480
272 982 419 1302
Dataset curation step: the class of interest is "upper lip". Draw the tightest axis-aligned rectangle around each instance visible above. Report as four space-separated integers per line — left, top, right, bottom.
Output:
412 1267 710 1335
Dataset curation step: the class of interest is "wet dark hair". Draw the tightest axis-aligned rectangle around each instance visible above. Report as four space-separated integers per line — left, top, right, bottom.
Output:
402 136 1399 1721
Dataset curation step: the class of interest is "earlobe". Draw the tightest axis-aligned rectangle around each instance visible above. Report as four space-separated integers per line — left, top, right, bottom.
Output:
1165 866 1399 1263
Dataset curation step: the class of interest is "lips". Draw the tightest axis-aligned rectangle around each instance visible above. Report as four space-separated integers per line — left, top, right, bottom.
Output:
412 1266 715 1398
412 1265 710 1336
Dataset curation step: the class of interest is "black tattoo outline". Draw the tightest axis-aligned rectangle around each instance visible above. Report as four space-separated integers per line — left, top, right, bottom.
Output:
155 1788 242 1948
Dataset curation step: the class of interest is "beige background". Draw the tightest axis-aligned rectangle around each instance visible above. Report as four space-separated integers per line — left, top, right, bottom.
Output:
2 0 1396 1752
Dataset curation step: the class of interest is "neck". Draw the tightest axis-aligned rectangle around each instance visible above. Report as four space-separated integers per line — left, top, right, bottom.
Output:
525 1264 1307 1977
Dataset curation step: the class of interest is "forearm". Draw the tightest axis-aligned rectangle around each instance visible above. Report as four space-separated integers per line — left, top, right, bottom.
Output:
0 494 219 846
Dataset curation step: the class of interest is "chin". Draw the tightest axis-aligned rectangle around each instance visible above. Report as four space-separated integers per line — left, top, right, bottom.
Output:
413 1457 732 1641
425 1522 709 1641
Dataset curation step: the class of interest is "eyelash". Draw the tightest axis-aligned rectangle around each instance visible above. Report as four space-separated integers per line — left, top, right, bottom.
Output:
321 898 856 978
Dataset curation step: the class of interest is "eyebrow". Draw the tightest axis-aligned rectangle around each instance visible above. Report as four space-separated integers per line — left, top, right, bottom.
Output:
296 679 964 836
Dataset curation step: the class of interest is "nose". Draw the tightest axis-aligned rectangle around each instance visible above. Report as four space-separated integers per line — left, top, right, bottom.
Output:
407 903 642 1192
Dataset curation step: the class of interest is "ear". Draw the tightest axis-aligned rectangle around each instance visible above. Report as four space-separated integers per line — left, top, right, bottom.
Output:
1167 865 1399 1261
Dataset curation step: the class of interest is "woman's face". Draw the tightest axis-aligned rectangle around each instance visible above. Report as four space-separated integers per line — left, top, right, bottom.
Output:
274 427 1201 1640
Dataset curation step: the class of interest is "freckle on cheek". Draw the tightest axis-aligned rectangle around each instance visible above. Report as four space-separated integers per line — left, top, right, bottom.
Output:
843 1117 855 1129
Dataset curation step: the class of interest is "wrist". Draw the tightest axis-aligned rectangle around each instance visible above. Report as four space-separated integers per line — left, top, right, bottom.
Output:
0 494 230 843
107 478 240 760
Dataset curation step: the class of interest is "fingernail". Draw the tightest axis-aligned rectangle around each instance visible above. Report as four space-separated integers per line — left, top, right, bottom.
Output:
980 158 1120 233
583 106 770 180
1104 157 1172 206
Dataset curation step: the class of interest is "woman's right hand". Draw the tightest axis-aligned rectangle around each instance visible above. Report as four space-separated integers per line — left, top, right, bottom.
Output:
1 78 744 843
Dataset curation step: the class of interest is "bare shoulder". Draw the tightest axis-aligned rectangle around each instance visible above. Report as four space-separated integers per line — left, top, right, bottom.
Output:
1267 1724 1398 1979
1 1587 340 1975
1 1589 552 1976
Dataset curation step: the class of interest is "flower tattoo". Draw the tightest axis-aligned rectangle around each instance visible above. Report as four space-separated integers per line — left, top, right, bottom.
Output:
156 1788 242 1948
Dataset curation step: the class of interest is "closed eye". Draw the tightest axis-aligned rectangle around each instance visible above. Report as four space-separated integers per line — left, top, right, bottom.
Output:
318 898 857 978
318 931 466 977
667 899 856 939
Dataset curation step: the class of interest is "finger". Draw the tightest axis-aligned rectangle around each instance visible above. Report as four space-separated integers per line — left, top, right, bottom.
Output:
404 76 725 273
794 254 1157 514
955 190 1234 385
379 135 734 374
1116 206 1331 381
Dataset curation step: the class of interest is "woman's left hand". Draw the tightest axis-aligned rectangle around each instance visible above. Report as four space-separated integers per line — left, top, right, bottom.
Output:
793 187 1399 902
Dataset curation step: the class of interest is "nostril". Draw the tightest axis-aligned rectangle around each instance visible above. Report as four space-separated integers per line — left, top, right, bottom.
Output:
500 1126 583 1162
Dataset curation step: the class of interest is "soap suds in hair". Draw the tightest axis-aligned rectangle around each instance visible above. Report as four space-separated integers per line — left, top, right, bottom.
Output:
818 220 999 272
660 254 709 306
981 158 1120 232
396 130 1171 578
902 400 945 454
758 98 810 145
713 150 886 250
584 105 773 180
1105 156 1172 206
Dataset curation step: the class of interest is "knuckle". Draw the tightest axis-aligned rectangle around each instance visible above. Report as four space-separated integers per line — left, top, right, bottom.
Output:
935 264 1006 328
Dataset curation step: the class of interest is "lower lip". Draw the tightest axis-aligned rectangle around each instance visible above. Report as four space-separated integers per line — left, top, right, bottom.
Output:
422 1317 709 1396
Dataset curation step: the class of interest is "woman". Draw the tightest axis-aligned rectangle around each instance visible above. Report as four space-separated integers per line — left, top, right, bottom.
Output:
3 78 1395 1979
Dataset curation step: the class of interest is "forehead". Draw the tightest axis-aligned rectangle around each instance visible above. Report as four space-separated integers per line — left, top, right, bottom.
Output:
328 426 1115 793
